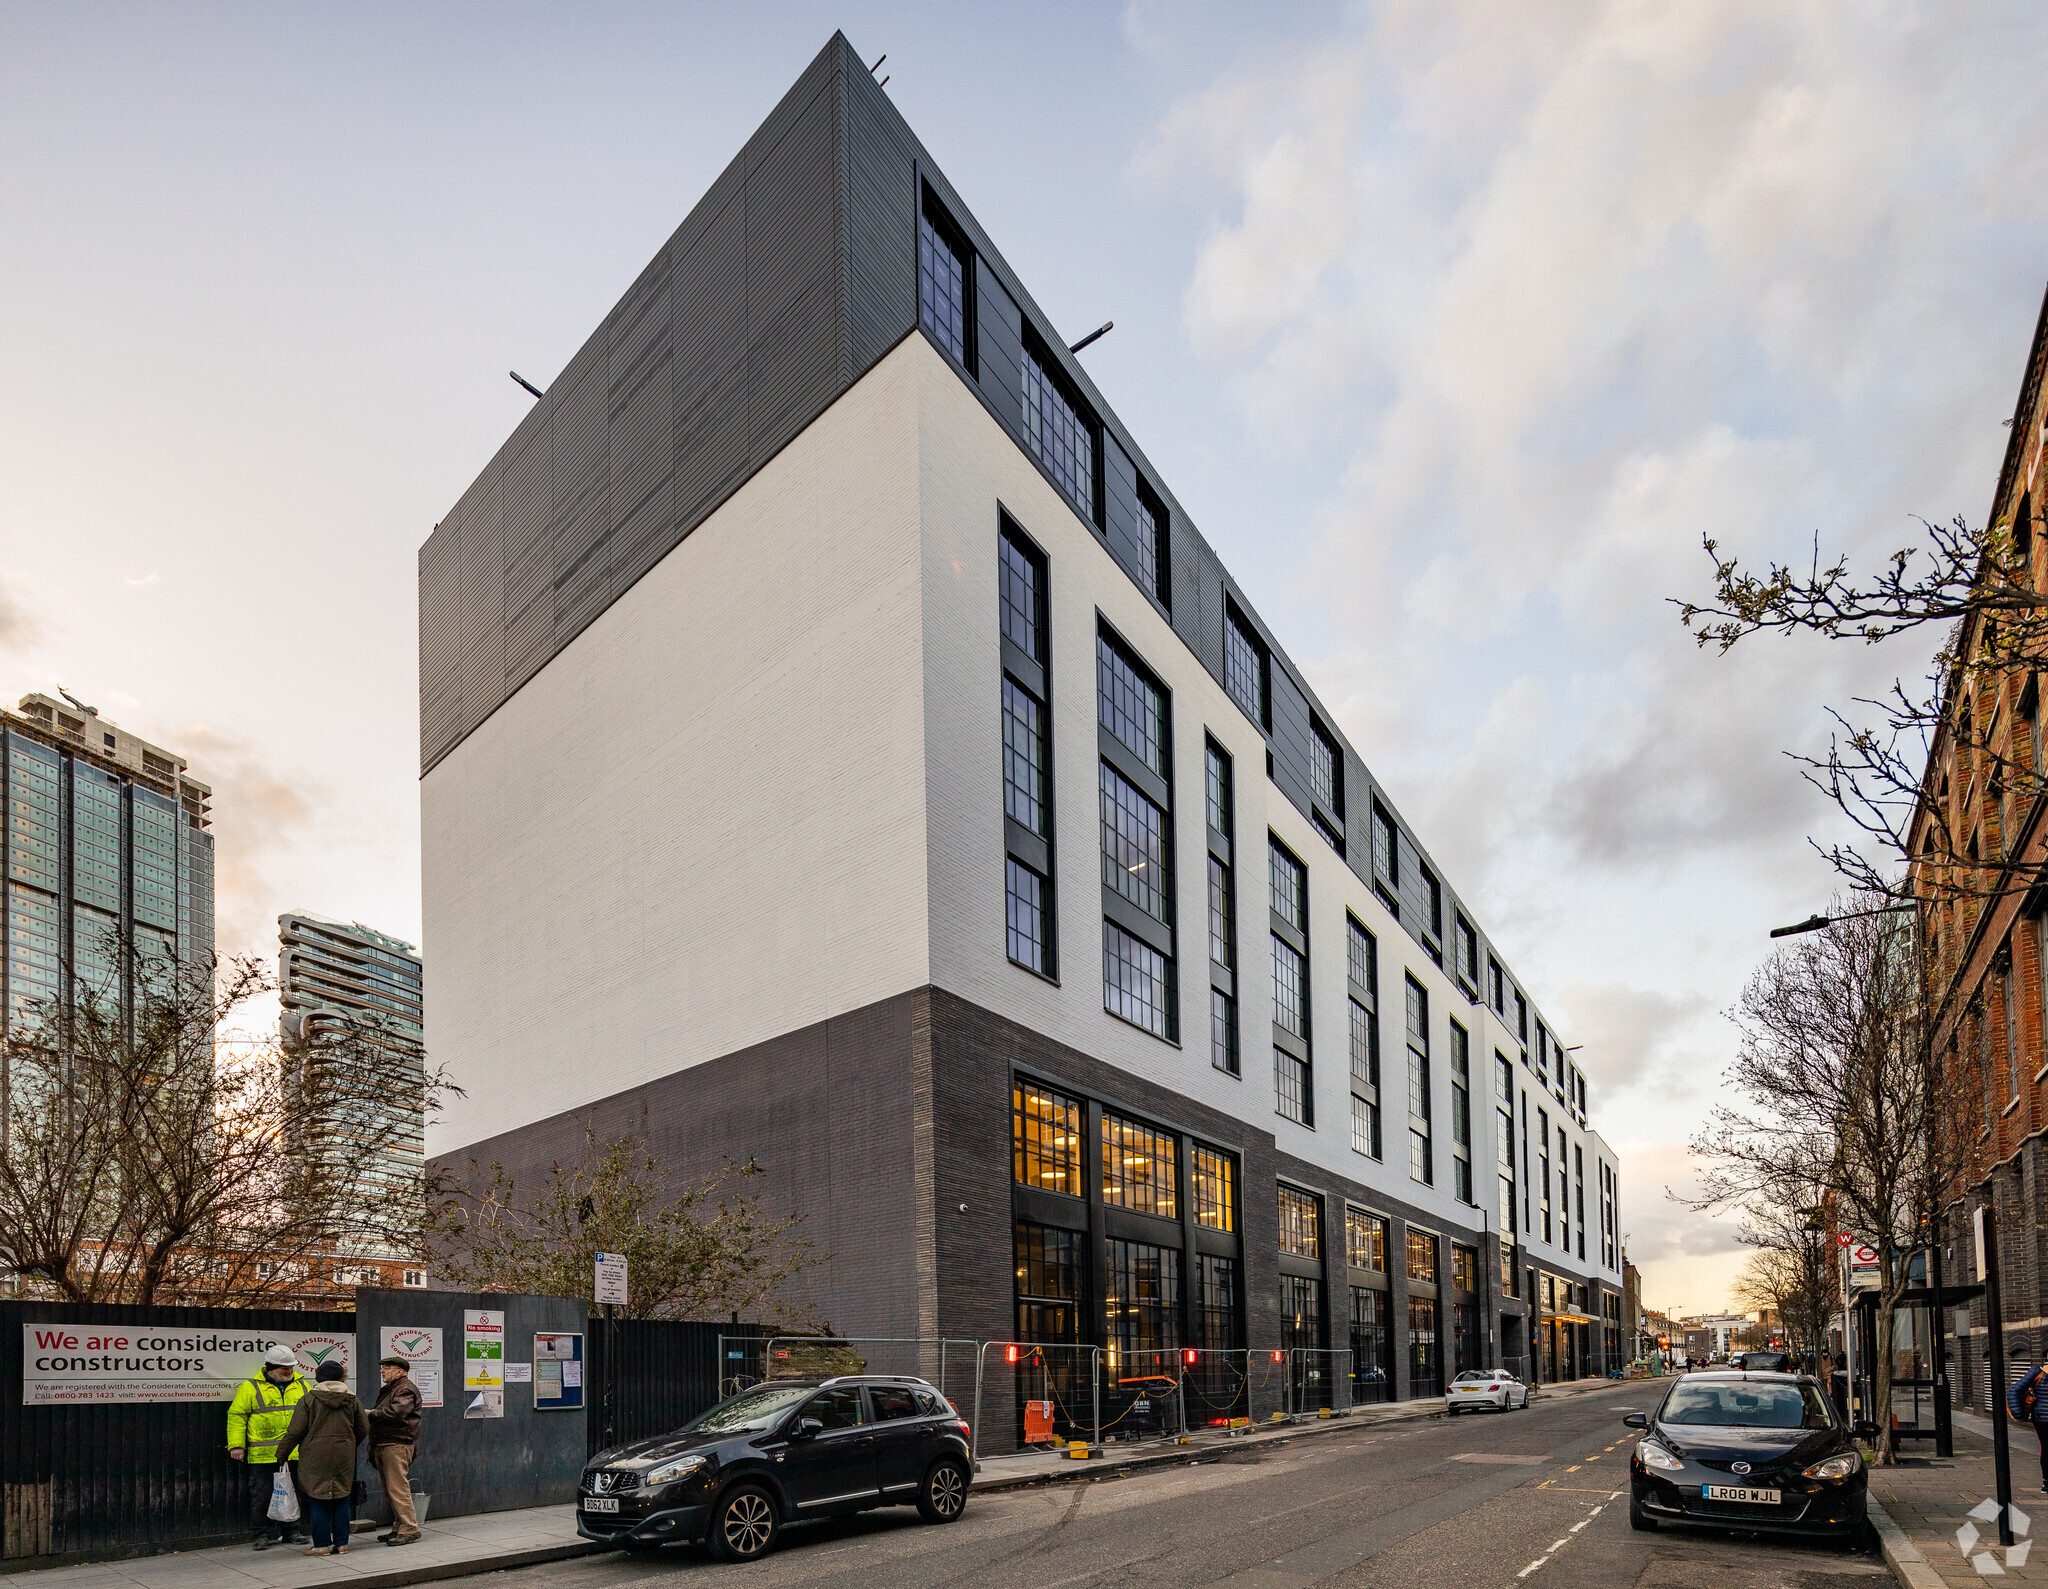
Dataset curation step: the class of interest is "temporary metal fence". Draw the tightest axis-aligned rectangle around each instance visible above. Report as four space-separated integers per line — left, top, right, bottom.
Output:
1100 1348 1187 1443
762 1336 979 1415
973 1342 1103 1466
1288 1348 1353 1418
1348 1352 1392 1406
715 1334 768 1397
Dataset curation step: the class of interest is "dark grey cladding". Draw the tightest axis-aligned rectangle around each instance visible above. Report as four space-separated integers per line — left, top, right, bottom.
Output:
417 30 1559 1064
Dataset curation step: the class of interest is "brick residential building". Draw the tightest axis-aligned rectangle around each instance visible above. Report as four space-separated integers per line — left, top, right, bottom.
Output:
1913 281 2048 1415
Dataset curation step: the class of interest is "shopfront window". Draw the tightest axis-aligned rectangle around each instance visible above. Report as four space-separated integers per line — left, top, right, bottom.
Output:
1102 1113 1178 1218
1193 1145 1237 1232
1013 1082 1083 1197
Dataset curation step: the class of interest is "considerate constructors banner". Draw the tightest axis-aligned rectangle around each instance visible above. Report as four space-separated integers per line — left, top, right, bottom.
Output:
22 1324 355 1404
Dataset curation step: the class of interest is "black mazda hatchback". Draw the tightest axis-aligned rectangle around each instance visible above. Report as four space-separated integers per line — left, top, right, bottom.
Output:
577 1376 973 1562
1625 1372 1866 1537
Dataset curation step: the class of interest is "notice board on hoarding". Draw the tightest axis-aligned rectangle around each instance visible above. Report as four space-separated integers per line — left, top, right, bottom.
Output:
463 1309 504 1418
534 1331 583 1410
21 1324 354 1405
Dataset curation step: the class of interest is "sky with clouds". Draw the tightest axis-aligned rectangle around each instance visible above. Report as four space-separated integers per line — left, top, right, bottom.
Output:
5 0 2047 1318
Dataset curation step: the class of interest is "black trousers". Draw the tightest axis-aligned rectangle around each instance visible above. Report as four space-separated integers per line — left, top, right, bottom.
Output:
247 1458 304 1539
2034 1424 2048 1490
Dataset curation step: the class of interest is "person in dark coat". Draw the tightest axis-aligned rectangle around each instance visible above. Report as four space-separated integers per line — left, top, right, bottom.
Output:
367 1356 425 1545
278 1361 368 1554
2008 1361 2048 1491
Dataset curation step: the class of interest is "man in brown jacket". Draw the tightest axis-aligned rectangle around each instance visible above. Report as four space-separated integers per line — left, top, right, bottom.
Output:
368 1357 423 1545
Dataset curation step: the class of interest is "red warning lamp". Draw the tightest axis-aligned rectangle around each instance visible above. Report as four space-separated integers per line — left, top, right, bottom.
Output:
1183 1349 1198 1366
1272 1350 1284 1363
1006 1344 1020 1364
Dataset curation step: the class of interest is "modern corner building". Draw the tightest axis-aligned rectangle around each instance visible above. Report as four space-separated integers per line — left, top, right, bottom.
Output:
3 692 214 1039
279 911 427 1246
420 34 1622 1421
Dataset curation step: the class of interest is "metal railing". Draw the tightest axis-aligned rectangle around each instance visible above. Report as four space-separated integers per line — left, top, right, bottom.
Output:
714 1333 767 1397
972 1341 1102 1467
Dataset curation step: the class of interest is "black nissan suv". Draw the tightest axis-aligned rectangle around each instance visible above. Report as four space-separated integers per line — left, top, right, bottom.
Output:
577 1376 973 1562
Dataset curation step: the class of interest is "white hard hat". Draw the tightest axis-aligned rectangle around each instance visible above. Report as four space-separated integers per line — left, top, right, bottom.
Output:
264 1345 299 1368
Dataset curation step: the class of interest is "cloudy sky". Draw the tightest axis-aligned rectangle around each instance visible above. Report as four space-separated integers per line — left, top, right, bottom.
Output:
7 1 2047 1317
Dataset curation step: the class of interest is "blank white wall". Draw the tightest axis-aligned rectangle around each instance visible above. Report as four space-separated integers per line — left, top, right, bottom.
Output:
423 345 931 1155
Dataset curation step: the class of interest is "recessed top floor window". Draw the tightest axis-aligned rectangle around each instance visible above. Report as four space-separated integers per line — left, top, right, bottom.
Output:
1223 603 1269 730
1371 803 1397 886
1346 1207 1386 1273
1014 1081 1082 1197
1269 838 1306 933
998 525 1045 664
1514 990 1529 1043
1454 917 1478 989
1406 1228 1437 1285
918 194 972 370
1192 1144 1236 1232
1102 1112 1178 1219
1135 484 1170 610
1022 342 1097 523
1488 957 1504 1014
1098 633 1167 777
1310 721 1342 818
1421 866 1443 941
1277 1183 1321 1259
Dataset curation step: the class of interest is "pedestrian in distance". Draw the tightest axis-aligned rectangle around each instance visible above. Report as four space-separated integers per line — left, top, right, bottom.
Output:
278 1361 369 1554
368 1355 425 1546
2006 1360 2048 1491
227 1344 310 1550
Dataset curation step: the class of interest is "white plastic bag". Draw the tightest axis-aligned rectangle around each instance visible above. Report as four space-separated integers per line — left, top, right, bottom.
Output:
268 1467 300 1524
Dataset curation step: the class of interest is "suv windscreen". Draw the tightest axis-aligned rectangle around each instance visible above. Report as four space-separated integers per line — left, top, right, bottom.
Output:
684 1383 815 1433
1660 1381 1832 1430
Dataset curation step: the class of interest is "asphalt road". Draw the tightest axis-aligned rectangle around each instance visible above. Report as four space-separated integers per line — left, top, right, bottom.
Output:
521 1385 1891 1588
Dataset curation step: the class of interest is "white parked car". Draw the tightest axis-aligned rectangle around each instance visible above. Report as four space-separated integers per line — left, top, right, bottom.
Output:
1445 1369 1530 1414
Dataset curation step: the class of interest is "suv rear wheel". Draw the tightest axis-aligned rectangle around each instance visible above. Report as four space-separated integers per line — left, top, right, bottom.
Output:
708 1485 779 1561
916 1458 969 1524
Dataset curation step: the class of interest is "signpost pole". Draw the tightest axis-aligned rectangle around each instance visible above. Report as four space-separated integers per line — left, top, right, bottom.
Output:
594 1252 628 1452
1977 1204 2015 1547
1930 1237 1953 1458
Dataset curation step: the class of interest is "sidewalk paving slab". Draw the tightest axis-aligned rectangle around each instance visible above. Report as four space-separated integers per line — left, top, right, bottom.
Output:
1 1377 1636 1589
1863 1415 2048 1588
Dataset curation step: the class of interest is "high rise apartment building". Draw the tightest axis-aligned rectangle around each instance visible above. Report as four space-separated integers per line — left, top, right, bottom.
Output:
3 692 214 1038
279 911 426 1247
420 35 1621 1411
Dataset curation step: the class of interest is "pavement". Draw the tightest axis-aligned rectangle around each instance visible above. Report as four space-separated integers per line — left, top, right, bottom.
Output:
1864 1408 2048 1588
3 1376 1633 1588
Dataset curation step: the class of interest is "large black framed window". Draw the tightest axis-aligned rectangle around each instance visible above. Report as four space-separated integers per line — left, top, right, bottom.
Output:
1449 1019 1472 1204
1013 1081 1083 1197
1346 1207 1386 1272
1408 1295 1441 1398
1101 1113 1178 1218
1350 1287 1390 1404
1205 739 1239 1076
1406 977 1432 1185
1015 1221 1083 1342
1195 1254 1238 1348
1193 1145 1237 1232
999 520 1055 979
1223 602 1268 729
1348 917 1380 1160
1022 341 1097 523
918 193 973 370
1100 764 1170 921
1098 634 1167 777
1134 484 1170 610
1104 1238 1180 1357
1270 835 1311 1126
1103 920 1175 1039
1277 1184 1321 1258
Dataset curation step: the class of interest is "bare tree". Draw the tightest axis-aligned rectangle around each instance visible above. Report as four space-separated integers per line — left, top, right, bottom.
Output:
0 937 449 1305
1729 1224 1838 1369
1676 515 2045 908
424 1121 822 1323
1688 895 1971 1463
